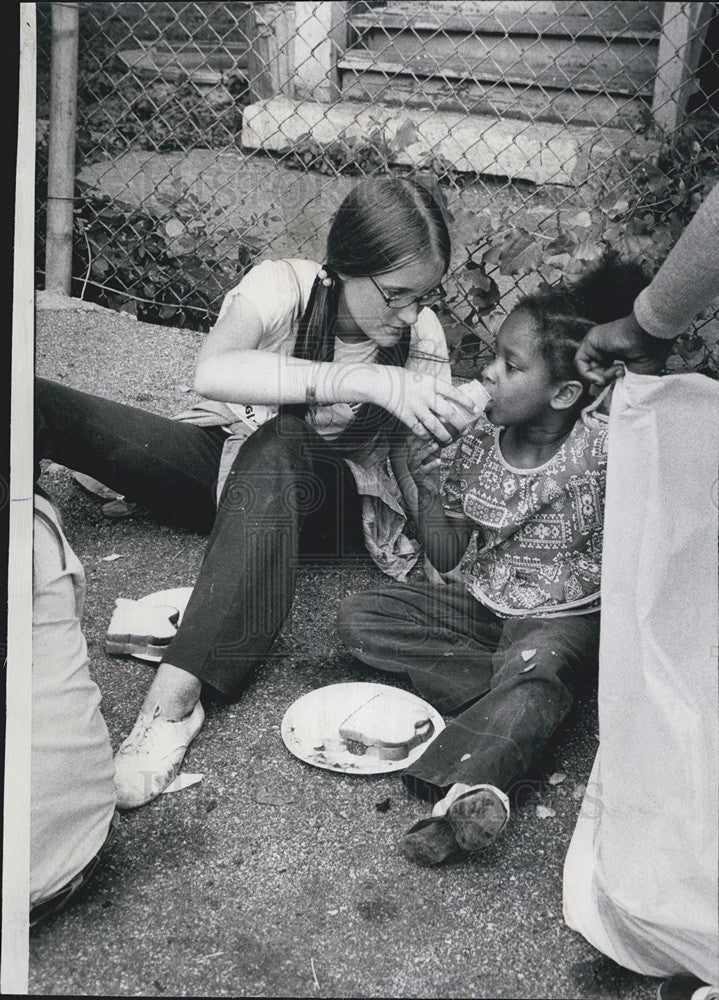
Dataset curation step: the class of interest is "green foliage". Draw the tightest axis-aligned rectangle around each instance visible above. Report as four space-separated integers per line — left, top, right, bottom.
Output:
78 78 246 164
282 117 718 379
70 184 262 330
37 130 262 331
38 5 248 165
606 118 719 237
284 119 419 176
451 122 719 379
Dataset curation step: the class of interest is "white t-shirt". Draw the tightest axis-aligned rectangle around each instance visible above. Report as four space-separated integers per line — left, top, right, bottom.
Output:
174 258 452 579
216 258 451 439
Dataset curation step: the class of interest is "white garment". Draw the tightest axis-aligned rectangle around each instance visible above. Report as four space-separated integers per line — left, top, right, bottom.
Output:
220 259 380 439
31 495 116 903
563 372 719 981
217 257 450 434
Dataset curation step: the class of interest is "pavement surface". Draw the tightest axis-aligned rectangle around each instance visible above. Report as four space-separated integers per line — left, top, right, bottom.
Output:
29 298 661 998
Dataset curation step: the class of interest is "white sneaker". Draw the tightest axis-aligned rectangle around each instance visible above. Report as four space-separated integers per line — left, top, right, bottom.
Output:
113 701 205 809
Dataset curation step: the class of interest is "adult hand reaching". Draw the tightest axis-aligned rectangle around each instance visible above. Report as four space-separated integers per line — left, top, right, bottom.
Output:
576 182 719 388
575 312 672 387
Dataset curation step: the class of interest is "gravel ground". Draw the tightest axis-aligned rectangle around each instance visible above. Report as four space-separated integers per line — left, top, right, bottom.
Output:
29 299 660 999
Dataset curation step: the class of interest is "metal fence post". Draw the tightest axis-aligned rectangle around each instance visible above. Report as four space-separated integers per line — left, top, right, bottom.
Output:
44 2 79 295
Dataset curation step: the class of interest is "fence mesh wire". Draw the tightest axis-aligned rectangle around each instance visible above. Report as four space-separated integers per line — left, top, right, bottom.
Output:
36 1 719 375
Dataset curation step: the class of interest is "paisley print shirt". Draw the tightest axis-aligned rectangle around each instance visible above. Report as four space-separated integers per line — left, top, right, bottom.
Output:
441 409 608 617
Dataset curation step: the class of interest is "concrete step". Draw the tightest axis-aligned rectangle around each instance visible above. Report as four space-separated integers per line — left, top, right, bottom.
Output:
241 95 637 186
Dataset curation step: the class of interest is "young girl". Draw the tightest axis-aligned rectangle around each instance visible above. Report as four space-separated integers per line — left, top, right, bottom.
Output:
36 177 479 809
337 253 650 865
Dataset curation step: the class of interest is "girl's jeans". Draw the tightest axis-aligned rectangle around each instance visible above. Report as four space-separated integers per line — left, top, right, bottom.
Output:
35 377 364 699
337 581 599 803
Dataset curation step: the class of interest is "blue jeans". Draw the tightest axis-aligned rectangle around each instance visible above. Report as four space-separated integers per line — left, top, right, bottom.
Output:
337 581 599 802
35 378 365 699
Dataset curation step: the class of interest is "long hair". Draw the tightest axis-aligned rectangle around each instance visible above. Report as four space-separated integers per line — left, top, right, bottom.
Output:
282 176 452 450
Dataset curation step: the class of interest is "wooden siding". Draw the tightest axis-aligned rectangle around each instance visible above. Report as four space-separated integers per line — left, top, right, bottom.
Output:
342 1 663 127
349 2 664 40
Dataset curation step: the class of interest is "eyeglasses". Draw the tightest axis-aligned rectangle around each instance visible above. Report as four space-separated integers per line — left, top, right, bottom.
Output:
369 274 446 310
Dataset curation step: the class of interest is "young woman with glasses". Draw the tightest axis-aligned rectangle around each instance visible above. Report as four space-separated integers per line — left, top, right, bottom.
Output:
36 176 479 807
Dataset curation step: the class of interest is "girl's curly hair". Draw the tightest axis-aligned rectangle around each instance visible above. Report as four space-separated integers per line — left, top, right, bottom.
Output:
515 249 651 394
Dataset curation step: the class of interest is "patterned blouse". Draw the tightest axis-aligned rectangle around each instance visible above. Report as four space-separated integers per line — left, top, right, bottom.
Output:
441 408 609 617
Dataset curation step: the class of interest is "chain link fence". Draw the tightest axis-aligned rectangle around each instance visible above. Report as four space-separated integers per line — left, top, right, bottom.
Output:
36 1 719 376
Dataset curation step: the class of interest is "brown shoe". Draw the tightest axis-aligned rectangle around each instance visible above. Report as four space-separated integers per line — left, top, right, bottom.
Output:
400 817 459 867
102 498 151 519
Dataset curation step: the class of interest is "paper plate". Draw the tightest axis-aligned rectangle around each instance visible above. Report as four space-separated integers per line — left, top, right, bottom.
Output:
281 682 445 774
132 586 194 662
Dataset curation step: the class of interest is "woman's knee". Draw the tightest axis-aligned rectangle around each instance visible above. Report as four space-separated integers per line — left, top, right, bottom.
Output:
230 415 310 476
219 416 312 511
252 414 309 453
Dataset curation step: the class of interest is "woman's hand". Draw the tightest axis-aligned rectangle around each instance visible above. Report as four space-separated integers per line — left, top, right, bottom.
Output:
363 368 479 444
406 434 442 493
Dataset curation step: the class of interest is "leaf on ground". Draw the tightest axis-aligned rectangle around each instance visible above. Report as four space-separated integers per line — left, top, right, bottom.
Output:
521 648 537 662
548 772 566 786
543 251 573 271
572 783 587 801
536 805 556 820
100 553 123 562
460 753 472 762
521 663 536 673
496 230 543 276
606 197 630 219
393 120 420 150
161 772 203 794
574 241 604 262
545 233 576 256
164 217 185 239
568 210 592 229
255 784 297 806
